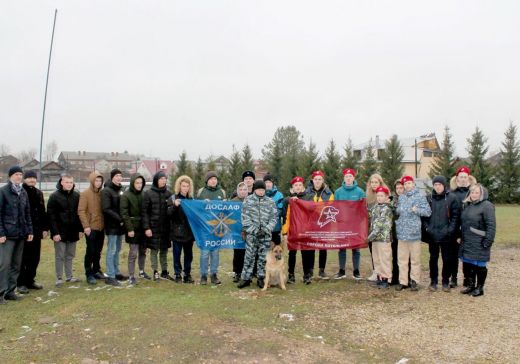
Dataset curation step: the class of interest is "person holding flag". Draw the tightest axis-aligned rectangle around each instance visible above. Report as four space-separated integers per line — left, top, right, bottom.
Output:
282 176 314 284
333 168 366 280
305 170 334 279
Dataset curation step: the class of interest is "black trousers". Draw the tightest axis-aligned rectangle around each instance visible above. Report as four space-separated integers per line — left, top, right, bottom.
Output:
17 237 41 287
447 241 459 280
428 241 452 285
318 250 327 270
233 249 246 275
288 250 315 276
391 238 399 284
84 230 105 278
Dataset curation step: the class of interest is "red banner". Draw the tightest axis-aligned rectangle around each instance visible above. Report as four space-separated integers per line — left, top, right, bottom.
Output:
287 199 368 250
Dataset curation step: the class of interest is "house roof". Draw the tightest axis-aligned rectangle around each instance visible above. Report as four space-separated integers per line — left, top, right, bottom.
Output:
59 151 138 161
354 135 440 162
130 160 175 175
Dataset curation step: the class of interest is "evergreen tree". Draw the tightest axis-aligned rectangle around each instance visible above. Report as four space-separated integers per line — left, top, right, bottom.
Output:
240 144 254 172
380 135 405 186
322 139 342 190
298 139 321 179
341 137 360 171
429 126 456 179
262 126 305 193
171 151 193 189
496 122 520 203
466 126 493 190
193 156 205 191
227 145 243 187
358 138 379 187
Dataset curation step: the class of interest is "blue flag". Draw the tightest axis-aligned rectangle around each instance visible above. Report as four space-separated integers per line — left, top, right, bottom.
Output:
182 200 245 251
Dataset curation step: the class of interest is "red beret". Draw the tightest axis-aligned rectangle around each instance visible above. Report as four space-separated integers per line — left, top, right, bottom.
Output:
342 168 356 177
311 170 325 179
290 176 305 185
456 166 471 176
375 186 390 195
401 175 414 184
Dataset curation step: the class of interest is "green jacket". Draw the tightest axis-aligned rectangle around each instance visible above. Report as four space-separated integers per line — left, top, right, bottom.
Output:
197 183 226 201
120 174 146 244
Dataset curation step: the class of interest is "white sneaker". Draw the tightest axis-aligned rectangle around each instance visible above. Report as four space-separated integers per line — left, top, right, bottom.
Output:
55 279 64 287
367 271 378 282
66 277 81 283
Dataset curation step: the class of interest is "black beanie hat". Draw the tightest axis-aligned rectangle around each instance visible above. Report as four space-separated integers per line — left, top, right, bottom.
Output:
24 170 38 179
263 173 274 183
8 166 23 177
252 180 266 192
432 175 447 187
205 171 218 183
110 168 123 180
242 170 255 181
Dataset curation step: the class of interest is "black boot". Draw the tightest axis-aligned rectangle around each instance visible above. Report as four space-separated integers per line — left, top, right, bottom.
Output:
257 277 265 289
287 273 295 284
471 285 484 297
461 278 475 294
237 279 251 289
472 266 487 297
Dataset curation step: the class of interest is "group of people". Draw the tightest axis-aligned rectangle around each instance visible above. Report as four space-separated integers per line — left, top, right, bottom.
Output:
0 162 496 305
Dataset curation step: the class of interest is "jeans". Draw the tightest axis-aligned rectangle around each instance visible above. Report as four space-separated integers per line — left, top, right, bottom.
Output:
84 230 105 278
338 248 360 271
173 241 193 276
200 249 219 276
106 235 123 278
0 239 24 296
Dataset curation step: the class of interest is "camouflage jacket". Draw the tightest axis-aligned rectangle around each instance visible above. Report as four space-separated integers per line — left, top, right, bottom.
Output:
241 193 278 237
367 203 393 243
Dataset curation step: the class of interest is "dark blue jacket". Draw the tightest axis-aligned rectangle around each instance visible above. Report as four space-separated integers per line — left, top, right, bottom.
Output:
0 182 33 239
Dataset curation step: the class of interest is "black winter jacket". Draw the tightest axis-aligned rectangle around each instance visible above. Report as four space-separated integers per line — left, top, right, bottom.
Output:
168 193 195 243
460 187 496 262
23 183 49 239
47 179 82 242
0 182 33 239
423 189 461 243
102 181 125 235
142 176 172 250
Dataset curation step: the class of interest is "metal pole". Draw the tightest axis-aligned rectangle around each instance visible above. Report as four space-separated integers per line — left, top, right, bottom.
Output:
415 138 418 178
38 9 58 189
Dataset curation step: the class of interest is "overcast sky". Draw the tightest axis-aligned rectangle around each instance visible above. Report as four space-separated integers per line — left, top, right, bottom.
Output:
1 1 519 161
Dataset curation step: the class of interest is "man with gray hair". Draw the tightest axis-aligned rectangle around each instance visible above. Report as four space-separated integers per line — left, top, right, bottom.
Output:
0 166 33 304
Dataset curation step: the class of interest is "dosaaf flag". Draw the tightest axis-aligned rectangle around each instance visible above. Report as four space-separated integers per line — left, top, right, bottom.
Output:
182 200 245 251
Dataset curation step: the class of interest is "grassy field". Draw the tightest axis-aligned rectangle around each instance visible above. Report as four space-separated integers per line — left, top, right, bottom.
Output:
0 206 518 363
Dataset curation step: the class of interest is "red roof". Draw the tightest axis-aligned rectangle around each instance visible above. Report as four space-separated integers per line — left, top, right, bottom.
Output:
129 160 175 176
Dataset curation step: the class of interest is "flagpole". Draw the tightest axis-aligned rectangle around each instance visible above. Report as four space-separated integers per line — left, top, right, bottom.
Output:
39 9 58 189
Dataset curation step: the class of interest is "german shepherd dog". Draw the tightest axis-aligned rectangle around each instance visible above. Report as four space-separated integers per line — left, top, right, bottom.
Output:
262 242 287 291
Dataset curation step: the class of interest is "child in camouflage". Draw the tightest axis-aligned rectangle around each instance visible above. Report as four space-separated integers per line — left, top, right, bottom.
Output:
367 186 394 289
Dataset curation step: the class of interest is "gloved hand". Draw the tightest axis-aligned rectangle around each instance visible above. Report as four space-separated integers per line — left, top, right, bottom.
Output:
482 240 491 249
